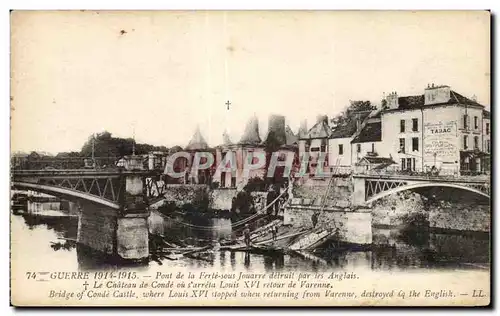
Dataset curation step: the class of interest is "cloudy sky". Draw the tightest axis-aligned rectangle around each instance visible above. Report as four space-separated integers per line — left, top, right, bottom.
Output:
10 10 490 154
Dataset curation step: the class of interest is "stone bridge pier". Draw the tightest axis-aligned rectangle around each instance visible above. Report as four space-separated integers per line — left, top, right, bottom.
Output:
77 159 150 262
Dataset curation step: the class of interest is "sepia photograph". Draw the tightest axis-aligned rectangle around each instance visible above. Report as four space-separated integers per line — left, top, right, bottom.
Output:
9 10 491 307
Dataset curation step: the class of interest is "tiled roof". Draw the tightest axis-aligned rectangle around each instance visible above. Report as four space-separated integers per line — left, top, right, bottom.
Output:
483 109 491 119
451 91 485 107
330 111 371 139
285 125 298 146
390 90 485 111
359 156 396 165
302 120 331 139
396 95 425 110
351 122 381 143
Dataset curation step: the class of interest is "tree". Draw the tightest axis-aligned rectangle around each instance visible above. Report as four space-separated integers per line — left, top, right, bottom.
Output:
80 131 168 158
331 100 375 127
55 151 81 158
381 99 388 109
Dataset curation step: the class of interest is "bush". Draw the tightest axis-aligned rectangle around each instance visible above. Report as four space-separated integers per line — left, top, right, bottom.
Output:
210 181 220 189
244 177 276 192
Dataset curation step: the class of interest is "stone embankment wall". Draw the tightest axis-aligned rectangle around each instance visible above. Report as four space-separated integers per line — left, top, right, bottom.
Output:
208 189 267 212
429 201 490 232
161 184 210 207
151 185 275 213
284 201 372 245
209 188 237 211
370 191 427 226
292 176 353 208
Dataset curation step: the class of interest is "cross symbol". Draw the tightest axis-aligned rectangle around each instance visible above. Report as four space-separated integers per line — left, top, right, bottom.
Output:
225 100 231 110
83 281 89 291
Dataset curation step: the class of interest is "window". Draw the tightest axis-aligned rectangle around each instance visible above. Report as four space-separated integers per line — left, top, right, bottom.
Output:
463 114 469 129
474 136 479 149
356 144 361 153
399 138 406 153
463 135 468 150
400 120 405 133
474 116 479 130
487 140 491 153
320 144 326 152
486 123 490 135
401 158 406 170
338 144 343 155
412 118 418 132
310 147 320 152
412 137 419 152
220 172 226 187
406 158 412 171
412 158 416 171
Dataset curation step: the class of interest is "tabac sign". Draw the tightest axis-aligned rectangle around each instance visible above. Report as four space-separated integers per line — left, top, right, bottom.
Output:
423 121 458 165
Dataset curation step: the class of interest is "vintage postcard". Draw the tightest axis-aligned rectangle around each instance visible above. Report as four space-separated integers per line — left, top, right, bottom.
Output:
10 10 491 307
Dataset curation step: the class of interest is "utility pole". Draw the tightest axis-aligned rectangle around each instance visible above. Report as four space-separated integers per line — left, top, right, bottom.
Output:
91 133 96 168
132 124 136 156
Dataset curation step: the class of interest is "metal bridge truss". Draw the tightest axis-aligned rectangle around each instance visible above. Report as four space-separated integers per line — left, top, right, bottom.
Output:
13 174 124 206
365 179 408 201
463 183 490 195
144 177 168 200
365 179 490 201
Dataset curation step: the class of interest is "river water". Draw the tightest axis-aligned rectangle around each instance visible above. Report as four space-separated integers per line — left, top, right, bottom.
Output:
10 201 490 274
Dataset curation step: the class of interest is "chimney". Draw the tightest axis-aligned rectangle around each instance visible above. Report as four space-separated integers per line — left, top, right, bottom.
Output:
266 114 286 146
386 91 399 109
298 119 308 139
356 114 361 133
424 84 450 105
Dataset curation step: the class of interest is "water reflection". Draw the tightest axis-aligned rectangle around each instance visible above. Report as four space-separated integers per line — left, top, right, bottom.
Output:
11 203 490 273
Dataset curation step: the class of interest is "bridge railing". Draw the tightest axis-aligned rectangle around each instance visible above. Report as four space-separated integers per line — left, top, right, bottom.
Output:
11 156 132 171
353 165 490 181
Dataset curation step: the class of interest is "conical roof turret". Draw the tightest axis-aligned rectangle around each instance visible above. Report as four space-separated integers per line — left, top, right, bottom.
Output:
186 126 209 151
222 129 232 145
239 115 261 145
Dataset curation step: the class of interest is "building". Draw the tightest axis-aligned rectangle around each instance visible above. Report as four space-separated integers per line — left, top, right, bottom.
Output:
184 126 213 184
350 110 392 170
213 114 299 189
482 109 491 172
262 115 299 184
298 115 332 178
379 84 490 175
328 110 372 172
214 115 266 189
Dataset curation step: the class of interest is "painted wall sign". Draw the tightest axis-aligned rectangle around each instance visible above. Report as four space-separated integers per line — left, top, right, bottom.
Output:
423 121 458 165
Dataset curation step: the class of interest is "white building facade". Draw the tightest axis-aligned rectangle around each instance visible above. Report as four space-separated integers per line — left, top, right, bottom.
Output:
379 85 490 175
